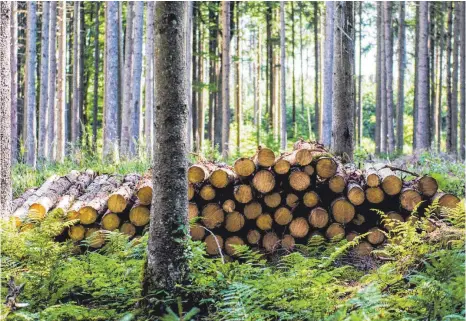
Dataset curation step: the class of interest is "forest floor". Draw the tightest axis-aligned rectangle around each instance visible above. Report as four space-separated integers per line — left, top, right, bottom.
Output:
2 149 465 321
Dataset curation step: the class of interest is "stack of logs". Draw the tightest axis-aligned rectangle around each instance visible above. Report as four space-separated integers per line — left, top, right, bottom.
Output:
10 140 461 256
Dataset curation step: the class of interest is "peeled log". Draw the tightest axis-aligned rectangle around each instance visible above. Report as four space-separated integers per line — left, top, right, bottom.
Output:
129 203 150 226
68 224 86 241
253 147 276 167
234 184 253 204
107 173 141 213
417 175 438 197
281 234 295 250
289 170 311 191
379 168 402 196
252 170 275 194
433 192 460 209
400 188 422 211
367 228 385 245
201 203 224 229
210 166 237 188
101 212 121 231
120 222 136 237
256 213 273 230
303 191 319 208
331 198 355 224
136 175 153 205
247 229 261 245
205 234 224 255
188 163 210 184
366 187 385 204
264 192 281 208
326 223 345 241
199 184 216 201
262 232 279 252
244 201 262 219
12 188 37 212
222 199 236 213
274 207 293 225
225 236 245 256
190 224 206 241
289 217 309 238
225 211 245 232
285 193 299 207
308 207 329 228
234 157 256 177
347 183 365 206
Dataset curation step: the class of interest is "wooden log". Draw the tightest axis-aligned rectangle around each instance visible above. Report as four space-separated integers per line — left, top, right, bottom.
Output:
328 166 347 193
55 170 96 215
379 167 402 196
187 163 210 184
308 207 329 228
262 232 279 252
281 234 295 250
222 199 236 213
253 147 276 167
205 234 224 255
85 227 106 248
252 170 275 194
136 175 153 205
68 224 86 241
274 207 293 225
201 203 224 229
289 217 309 238
331 197 355 224
244 201 262 219
400 187 422 211
256 213 273 230
347 183 365 206
367 228 385 245
303 165 315 176
188 183 195 201
384 211 404 231
188 202 199 220
366 187 385 204
289 169 311 191
225 236 245 256
120 222 136 237
107 173 141 213
190 224 206 241
234 157 256 177
432 192 460 209
346 231 358 241
264 192 281 208
247 229 261 245
315 157 338 179
12 188 37 212
354 241 373 256
364 164 381 187
285 193 299 207
303 191 319 208
325 223 345 241
210 166 237 188
233 184 253 204
129 203 150 227
225 211 245 232
352 214 366 226
417 175 438 197
101 211 121 231
199 184 216 201
273 151 298 174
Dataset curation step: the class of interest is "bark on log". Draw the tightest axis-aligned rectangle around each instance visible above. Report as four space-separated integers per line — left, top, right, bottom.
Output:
136 174 153 205
12 188 37 212
107 173 141 213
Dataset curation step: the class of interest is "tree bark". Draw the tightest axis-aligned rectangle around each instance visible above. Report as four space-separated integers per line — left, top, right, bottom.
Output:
331 2 354 160
102 2 119 160
46 3 57 160
92 3 100 152
56 1 66 162
357 2 363 146
314 2 320 141
266 3 273 132
380 5 387 153
396 1 406 154
429 4 436 146
235 2 241 152
10 1 17 164
291 2 296 137
322 1 334 147
460 3 465 159
280 1 286 150
256 29 261 146
198 12 205 152
191 4 198 151
413 4 420 150
384 2 395 153
145 2 155 159
25 2 37 167
221 1 231 158
0 1 11 218
38 2 50 160
446 3 453 153
415 2 430 151
375 3 381 154
71 2 80 147
207 4 217 147
144 1 189 296
450 2 460 156
436 3 445 152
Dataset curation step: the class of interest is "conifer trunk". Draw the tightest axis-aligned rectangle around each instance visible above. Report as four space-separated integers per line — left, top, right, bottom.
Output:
322 1 334 147
56 1 66 162
10 1 17 163
396 2 406 154
25 2 37 167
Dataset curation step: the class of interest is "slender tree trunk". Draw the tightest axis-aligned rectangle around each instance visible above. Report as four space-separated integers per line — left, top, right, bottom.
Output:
256 29 261 146
436 4 445 152
0 1 12 217
446 3 453 153
145 2 155 159
92 3 100 152
198 13 205 152
79 2 85 146
396 1 406 154
299 5 304 119
450 2 460 156
332 1 354 159
322 1 334 147
186 2 192 153
266 3 273 131
384 2 395 153
46 3 57 160
191 6 197 150
71 2 80 147
291 2 296 137
208 3 217 146
414 2 430 151
214 5 222 151
128 2 144 157
380 5 387 153
429 4 436 146
221 1 231 158
357 2 363 147
280 1 286 150
38 2 50 160
56 1 66 162
102 2 119 160
314 2 320 141
144 1 189 295
460 3 465 159
10 1 17 163
375 3 382 154
234 3 241 152
25 2 37 167
413 3 420 150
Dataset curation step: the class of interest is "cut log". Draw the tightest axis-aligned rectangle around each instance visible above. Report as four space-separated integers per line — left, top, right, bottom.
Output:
12 188 37 212
222 199 236 213
346 231 358 241
54 170 96 215
384 211 404 231
281 234 295 250
256 213 273 230
247 229 261 245
253 147 276 167
244 201 262 219
262 232 279 252
264 192 281 208
85 227 106 248
352 214 366 225
120 222 136 237
205 234 224 255
225 211 245 232
210 166 237 189
366 187 385 204
190 224 206 241
252 170 275 194
188 184 195 201
273 152 297 174
101 211 121 231
289 169 311 191
303 191 319 208
400 188 422 211
188 163 210 184
285 193 299 207
199 184 216 201
379 168 402 196
367 228 385 245
129 203 150 226
233 157 256 177
364 165 381 187
233 184 253 204
68 224 86 241
107 173 141 213
315 157 338 179
289 217 309 238
274 207 293 225
308 207 329 228
201 203 224 229
188 202 199 220
136 175 153 205
417 175 438 197
354 241 373 256
347 183 365 206
328 167 347 193
325 223 345 241
331 197 355 224
432 192 460 209
225 236 245 256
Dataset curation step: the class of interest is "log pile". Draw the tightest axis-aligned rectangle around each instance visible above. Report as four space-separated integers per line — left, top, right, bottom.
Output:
10 140 461 257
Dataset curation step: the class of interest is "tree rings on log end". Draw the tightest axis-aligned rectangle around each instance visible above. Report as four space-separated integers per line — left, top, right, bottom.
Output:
234 158 256 177
136 186 152 205
303 191 319 208
286 193 299 207
366 187 385 204
85 228 106 248
274 158 291 175
247 229 261 245
262 232 279 252
129 205 150 226
354 241 373 256
316 157 337 179
68 225 86 241
281 234 295 250
367 228 385 245
274 207 293 225
252 170 275 194
188 164 209 184
202 203 224 229
190 224 206 241
331 198 355 224
101 213 121 231
347 184 365 206
79 207 98 225
264 192 281 208
289 171 310 191
205 234 224 255
244 202 262 219
255 148 276 167
188 203 199 220
289 217 309 238
326 223 345 241
120 222 136 237
199 185 216 201
225 211 245 232
295 149 313 166
225 236 245 256
256 213 273 230
418 175 438 197
234 185 253 204
309 207 329 228
222 199 236 213
400 188 422 211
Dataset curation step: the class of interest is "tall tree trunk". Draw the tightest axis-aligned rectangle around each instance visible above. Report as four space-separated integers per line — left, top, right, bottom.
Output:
413 3 420 150
332 1 354 159
198 12 205 152
460 3 465 159
429 4 436 146
145 2 155 159
380 5 387 153
214 8 222 152
446 3 453 153
357 2 363 147
47 2 57 160
208 3 217 146
56 1 66 162
144 1 189 295
266 3 273 131
0 1 12 217
436 3 445 152
384 2 395 153
414 2 430 151
38 2 50 160
299 4 304 119
256 29 261 146
221 1 231 158
280 1 286 150
128 2 144 157
314 2 320 141
10 1 17 163
92 3 100 152
120 2 134 156
291 2 296 137
185 2 192 153
71 2 80 147
191 5 197 151
375 3 382 154
396 1 406 154
79 2 85 146
322 1 334 147
102 2 119 160
450 2 460 156
234 2 241 152
25 2 37 167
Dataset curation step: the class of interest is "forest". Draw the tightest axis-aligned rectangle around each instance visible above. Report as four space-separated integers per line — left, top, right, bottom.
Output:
0 1 465 321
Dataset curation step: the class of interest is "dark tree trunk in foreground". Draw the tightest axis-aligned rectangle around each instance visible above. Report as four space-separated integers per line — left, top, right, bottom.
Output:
322 1 334 147
144 1 189 295
332 1 354 160
0 1 12 218
396 1 405 154
25 2 37 167
414 2 430 151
